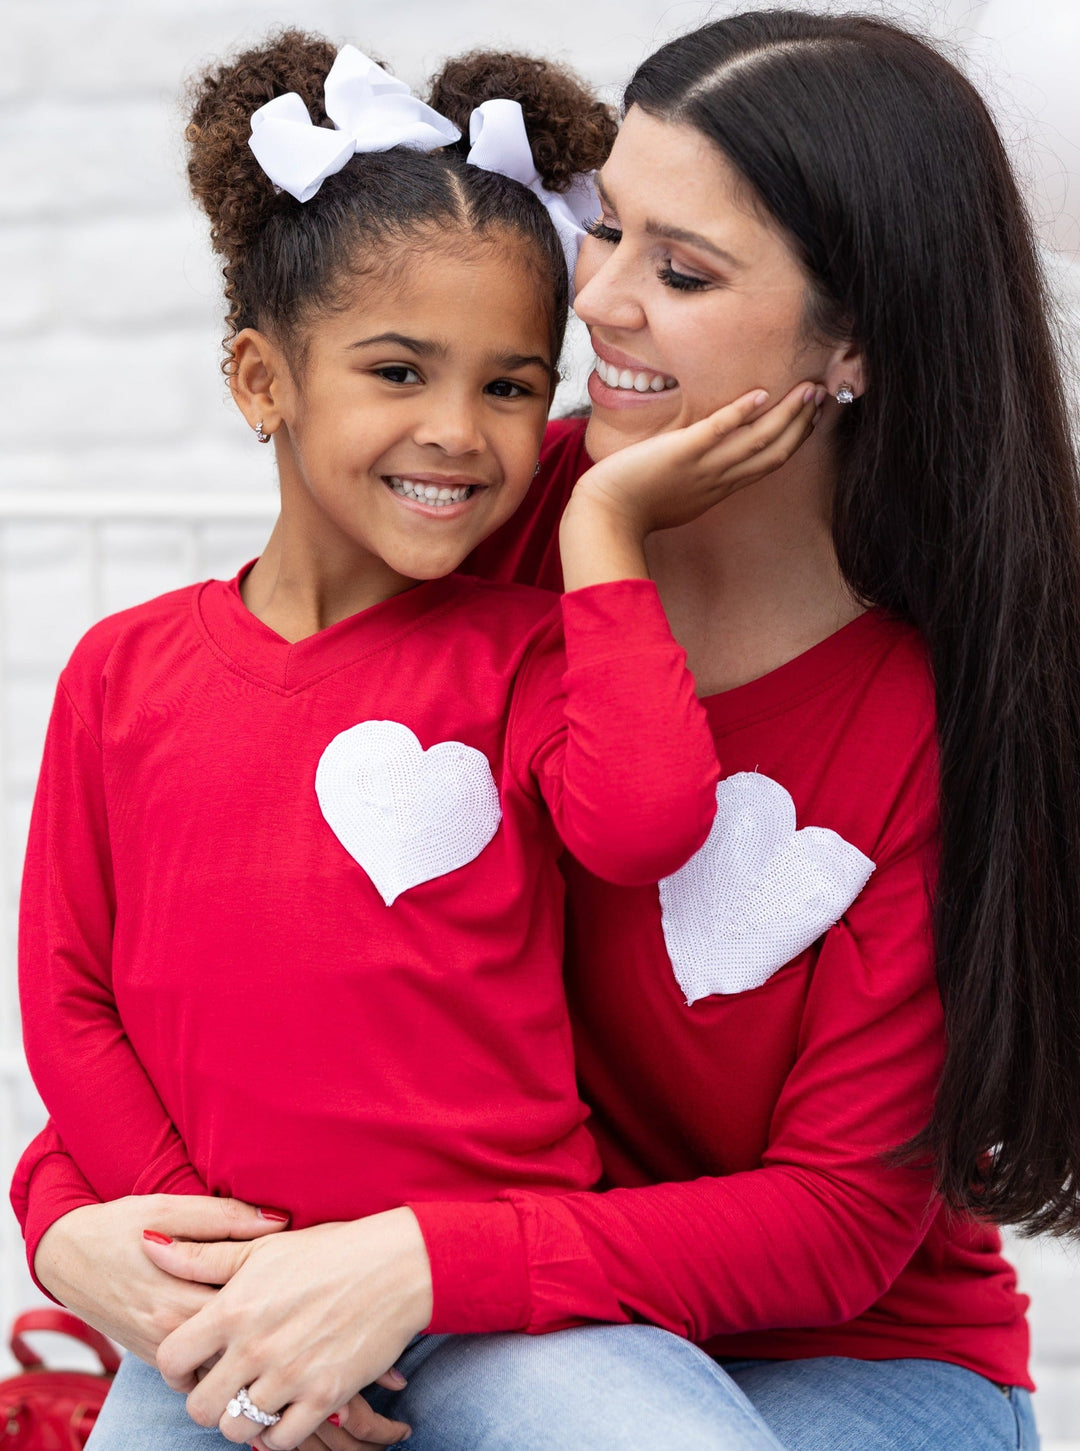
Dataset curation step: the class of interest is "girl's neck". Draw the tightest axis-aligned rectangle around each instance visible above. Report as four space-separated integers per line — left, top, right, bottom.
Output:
643 443 863 697
241 518 417 644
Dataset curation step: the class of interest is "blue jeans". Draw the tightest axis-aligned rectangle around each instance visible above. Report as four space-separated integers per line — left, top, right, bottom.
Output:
86 1329 1039 1450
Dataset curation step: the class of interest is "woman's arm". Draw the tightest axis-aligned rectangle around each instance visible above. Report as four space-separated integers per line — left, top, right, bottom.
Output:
19 675 205 1202
138 849 941 1451
411 785 943 1339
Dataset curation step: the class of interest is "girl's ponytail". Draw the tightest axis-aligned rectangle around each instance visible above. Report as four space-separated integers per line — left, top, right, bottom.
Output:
186 30 352 362
428 51 616 193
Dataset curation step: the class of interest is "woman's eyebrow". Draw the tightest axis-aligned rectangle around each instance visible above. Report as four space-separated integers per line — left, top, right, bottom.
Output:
644 221 741 270
595 172 741 269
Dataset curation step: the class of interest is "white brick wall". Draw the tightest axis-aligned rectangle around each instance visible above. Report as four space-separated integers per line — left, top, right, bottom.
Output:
1 0 1077 1441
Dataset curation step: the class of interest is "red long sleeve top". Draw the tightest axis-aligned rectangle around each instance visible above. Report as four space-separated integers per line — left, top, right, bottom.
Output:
13 419 1032 1389
15 569 719 1228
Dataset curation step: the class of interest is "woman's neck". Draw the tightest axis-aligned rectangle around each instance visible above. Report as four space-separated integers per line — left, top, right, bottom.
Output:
643 442 863 697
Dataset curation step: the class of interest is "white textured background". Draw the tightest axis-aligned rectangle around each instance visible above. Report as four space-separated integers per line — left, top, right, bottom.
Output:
1 0 1077 1441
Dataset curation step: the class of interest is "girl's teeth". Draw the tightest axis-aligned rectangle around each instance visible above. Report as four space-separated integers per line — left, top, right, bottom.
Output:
595 357 677 393
387 477 474 506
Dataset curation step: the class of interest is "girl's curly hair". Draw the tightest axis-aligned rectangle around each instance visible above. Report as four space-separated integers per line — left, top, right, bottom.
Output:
184 29 617 374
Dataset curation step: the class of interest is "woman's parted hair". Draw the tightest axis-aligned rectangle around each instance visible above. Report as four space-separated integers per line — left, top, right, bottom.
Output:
184 29 616 372
627 11 1080 1236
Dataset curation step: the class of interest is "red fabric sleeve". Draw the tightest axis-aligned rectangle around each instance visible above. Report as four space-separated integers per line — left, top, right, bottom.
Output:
411 777 944 1337
10 1123 99 1298
511 579 720 886
18 679 207 1208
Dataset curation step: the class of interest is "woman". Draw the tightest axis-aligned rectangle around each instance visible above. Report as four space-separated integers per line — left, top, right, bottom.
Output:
15 11 1079 1449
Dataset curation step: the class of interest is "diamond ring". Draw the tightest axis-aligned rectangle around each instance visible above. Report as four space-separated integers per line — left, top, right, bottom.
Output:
226 1386 282 1428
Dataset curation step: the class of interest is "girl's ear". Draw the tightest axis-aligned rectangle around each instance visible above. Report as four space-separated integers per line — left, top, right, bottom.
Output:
231 329 287 437
821 338 866 401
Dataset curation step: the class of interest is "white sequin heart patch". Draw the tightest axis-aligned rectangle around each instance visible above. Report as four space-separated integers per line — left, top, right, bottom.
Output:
659 772 875 1004
315 720 502 906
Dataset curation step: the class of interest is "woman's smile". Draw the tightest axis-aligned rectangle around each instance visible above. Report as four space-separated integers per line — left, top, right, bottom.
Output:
589 339 678 400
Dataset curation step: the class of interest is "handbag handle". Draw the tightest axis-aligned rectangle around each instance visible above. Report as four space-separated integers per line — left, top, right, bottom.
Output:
9 1310 121 1376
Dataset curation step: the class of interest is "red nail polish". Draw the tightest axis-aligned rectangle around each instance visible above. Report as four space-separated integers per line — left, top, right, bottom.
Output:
328 1415 341 1427
142 1230 173 1245
257 1206 290 1222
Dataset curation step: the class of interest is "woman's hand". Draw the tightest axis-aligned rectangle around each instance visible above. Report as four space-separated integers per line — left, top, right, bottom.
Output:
142 1207 432 1450
559 382 824 589
34 1195 289 1365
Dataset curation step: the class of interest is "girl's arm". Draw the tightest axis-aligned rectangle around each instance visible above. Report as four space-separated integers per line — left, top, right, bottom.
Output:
520 385 819 886
19 672 206 1204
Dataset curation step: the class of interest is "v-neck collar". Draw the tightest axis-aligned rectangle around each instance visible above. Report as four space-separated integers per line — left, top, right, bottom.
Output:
702 608 907 734
194 563 477 694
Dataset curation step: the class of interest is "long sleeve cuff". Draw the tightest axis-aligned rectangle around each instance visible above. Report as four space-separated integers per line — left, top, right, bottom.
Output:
18 1153 99 1300
407 1199 530 1334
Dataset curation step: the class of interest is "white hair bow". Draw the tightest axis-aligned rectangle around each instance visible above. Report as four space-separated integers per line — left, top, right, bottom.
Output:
466 99 600 292
248 46 461 204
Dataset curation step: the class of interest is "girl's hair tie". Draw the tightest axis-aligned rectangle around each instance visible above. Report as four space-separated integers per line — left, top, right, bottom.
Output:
466 98 600 292
248 45 460 203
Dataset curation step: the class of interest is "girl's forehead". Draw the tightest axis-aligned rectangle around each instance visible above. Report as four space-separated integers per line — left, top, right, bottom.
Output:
326 245 555 367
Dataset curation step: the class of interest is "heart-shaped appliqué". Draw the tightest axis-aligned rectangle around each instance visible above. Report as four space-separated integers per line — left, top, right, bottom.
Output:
315 720 502 906
659 771 875 1004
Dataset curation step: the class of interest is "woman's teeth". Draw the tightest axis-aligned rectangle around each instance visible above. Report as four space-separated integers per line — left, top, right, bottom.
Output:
387 477 474 507
593 357 678 393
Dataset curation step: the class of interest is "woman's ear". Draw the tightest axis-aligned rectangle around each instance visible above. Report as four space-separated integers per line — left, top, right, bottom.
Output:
821 338 866 402
231 329 287 439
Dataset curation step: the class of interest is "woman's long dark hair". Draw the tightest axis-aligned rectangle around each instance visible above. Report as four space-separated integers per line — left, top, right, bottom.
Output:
627 11 1080 1236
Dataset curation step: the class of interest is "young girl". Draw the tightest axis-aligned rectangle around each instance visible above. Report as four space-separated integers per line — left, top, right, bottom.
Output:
16 29 821 1444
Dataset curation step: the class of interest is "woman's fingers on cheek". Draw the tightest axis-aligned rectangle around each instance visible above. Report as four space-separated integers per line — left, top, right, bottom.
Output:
725 419 812 484
735 394 816 461
708 390 771 438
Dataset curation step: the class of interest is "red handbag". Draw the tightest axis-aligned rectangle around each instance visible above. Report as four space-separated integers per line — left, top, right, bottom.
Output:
0 1310 120 1448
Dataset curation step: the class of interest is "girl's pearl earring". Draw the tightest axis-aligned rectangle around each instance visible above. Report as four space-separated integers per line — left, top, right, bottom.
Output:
835 383 856 405
254 421 271 443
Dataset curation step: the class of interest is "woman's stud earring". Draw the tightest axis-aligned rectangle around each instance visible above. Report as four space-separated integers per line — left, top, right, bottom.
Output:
835 383 856 405
533 462 541 478
255 420 271 443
